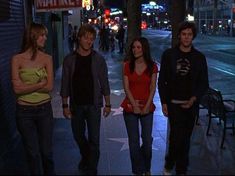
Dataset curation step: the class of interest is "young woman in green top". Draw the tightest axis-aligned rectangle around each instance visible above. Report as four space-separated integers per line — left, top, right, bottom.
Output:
11 23 55 175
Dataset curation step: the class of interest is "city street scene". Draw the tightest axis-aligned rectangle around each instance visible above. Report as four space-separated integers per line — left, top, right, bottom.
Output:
0 0 235 175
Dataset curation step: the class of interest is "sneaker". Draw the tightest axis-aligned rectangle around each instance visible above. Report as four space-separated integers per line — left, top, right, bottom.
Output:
163 168 172 175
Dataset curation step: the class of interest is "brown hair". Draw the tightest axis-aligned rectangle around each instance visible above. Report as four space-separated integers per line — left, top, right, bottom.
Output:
77 24 96 39
128 37 154 76
177 21 197 39
20 23 48 60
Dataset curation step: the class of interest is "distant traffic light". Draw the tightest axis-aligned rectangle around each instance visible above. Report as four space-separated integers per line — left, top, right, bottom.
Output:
104 8 111 24
104 8 110 17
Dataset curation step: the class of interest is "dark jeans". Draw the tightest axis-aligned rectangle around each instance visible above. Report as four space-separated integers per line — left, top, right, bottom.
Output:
165 103 196 174
71 105 101 172
16 101 54 175
123 112 153 174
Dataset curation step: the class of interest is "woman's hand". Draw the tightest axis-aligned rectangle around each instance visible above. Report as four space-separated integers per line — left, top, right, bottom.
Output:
141 105 150 115
181 96 196 109
133 106 141 114
39 78 47 87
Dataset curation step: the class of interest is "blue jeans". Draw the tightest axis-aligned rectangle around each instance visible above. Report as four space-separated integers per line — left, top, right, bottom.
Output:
123 112 153 174
71 105 101 172
16 102 54 175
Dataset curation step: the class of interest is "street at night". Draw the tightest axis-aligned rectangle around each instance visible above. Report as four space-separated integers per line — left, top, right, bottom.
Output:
1 0 235 175
144 29 235 99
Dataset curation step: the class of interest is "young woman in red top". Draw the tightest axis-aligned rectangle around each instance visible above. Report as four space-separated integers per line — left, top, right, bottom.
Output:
121 37 158 175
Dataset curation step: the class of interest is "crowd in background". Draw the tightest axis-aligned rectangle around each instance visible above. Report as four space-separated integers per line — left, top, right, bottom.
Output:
68 23 126 54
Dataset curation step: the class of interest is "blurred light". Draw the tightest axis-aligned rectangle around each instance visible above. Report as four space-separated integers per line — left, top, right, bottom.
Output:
186 14 194 21
104 9 111 16
111 24 119 31
110 10 123 16
104 18 109 23
141 21 147 29
149 1 156 6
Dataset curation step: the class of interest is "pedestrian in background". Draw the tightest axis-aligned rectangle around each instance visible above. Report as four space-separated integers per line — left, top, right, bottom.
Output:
158 21 209 175
11 23 55 175
121 37 158 175
72 25 79 50
60 24 111 175
68 23 74 52
116 24 125 53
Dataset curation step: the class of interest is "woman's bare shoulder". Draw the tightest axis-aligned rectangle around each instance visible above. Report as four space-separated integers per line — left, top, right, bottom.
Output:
38 51 52 62
11 53 26 63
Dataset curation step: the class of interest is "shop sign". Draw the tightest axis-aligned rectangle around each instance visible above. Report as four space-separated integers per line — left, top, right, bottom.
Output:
35 0 82 12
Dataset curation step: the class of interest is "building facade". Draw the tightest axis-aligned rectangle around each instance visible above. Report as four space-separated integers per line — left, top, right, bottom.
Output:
194 0 235 36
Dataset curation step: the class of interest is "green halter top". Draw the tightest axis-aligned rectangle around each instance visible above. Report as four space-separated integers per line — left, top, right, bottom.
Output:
17 67 51 104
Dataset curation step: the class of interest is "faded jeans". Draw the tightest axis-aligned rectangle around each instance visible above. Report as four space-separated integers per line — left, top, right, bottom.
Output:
123 112 153 174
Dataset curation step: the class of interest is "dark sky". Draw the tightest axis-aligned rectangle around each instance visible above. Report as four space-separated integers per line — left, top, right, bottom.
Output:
103 0 124 8
103 0 153 8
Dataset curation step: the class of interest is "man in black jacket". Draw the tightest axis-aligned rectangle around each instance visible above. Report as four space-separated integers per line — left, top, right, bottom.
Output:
158 21 209 175
60 24 111 175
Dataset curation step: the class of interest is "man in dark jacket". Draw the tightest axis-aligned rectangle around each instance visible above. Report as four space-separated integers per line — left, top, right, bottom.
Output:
158 21 209 175
60 24 111 175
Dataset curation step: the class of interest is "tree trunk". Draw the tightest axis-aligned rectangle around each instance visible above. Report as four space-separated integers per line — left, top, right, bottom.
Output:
169 0 186 47
127 0 141 50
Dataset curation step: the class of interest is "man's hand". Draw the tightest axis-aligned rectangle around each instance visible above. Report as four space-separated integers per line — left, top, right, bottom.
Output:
162 104 168 117
181 96 196 109
103 107 111 117
63 107 72 119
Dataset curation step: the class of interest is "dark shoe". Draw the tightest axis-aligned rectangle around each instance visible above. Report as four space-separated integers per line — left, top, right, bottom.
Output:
176 172 187 175
163 168 172 175
144 171 151 176
78 159 89 171
86 169 97 175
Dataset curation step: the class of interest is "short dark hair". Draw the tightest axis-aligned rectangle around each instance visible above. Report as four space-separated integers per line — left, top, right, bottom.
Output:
177 21 197 39
77 24 96 39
